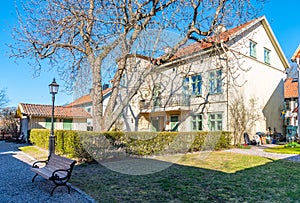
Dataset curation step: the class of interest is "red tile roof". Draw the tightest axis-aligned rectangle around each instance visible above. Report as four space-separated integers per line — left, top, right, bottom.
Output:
168 18 257 60
18 103 91 118
67 94 92 107
291 45 300 62
67 88 112 107
284 78 298 98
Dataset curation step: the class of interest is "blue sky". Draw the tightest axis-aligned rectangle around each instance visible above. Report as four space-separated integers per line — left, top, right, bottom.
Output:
0 1 299 107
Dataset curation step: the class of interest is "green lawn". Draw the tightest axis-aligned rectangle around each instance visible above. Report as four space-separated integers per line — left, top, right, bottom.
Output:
264 145 300 154
20 146 300 202
70 152 300 202
19 145 49 160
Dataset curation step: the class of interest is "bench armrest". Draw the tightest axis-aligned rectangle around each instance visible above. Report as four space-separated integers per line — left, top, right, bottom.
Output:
50 169 71 181
32 160 48 168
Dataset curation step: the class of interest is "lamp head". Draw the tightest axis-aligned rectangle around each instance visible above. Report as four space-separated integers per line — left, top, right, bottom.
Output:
49 78 59 94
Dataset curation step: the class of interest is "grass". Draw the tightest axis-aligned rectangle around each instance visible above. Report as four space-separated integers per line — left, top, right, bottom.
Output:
20 145 300 202
19 145 49 160
264 145 300 154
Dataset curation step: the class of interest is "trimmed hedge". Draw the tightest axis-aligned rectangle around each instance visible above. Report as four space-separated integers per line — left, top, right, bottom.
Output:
29 129 232 160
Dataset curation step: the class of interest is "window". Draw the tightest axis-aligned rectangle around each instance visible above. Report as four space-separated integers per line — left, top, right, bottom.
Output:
192 114 203 131
209 69 222 94
250 40 257 58
45 118 51 129
191 75 202 96
285 101 291 111
86 107 91 113
183 74 202 96
209 113 222 131
264 48 270 64
63 119 72 130
153 84 161 107
120 74 127 87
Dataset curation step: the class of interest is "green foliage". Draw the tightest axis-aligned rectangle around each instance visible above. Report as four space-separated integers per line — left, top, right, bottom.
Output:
284 142 300 148
30 129 232 159
29 129 50 149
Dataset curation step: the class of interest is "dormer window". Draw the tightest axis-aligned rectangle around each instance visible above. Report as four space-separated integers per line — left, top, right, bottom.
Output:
250 40 257 58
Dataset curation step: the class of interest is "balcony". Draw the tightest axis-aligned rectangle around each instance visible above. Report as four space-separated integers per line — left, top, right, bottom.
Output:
139 94 190 113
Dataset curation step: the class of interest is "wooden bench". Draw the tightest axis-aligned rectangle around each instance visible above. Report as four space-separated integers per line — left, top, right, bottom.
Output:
31 153 76 196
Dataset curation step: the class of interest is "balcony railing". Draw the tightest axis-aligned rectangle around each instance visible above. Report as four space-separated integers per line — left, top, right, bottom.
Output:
139 94 190 111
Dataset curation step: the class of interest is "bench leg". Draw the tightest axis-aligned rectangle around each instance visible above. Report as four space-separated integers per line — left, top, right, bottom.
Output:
32 174 38 182
50 184 71 196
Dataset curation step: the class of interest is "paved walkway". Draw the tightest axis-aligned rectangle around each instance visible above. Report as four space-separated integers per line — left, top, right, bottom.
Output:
0 141 96 203
224 144 300 161
1 141 300 203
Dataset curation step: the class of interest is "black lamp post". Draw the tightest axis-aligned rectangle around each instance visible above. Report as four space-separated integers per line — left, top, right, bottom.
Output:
49 78 59 154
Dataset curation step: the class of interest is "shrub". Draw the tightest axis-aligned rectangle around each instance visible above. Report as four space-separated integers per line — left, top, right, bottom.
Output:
29 129 50 149
30 129 232 159
284 142 300 148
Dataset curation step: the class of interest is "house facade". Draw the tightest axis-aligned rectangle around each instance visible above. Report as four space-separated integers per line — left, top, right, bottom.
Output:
118 16 289 136
66 87 112 131
283 78 298 137
291 44 300 137
16 103 91 142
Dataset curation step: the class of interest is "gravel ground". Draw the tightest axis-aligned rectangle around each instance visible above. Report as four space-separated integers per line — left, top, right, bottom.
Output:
224 144 300 161
2 141 300 203
0 141 96 203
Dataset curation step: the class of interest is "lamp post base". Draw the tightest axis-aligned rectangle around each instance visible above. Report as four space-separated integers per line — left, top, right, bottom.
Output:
49 136 55 154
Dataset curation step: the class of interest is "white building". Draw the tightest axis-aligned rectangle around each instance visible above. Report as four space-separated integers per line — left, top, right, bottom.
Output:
119 16 289 135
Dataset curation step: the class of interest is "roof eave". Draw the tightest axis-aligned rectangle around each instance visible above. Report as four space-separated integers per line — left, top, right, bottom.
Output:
260 16 290 69
291 45 300 62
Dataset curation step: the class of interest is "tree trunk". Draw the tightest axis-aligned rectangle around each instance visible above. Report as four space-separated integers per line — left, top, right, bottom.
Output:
90 57 104 132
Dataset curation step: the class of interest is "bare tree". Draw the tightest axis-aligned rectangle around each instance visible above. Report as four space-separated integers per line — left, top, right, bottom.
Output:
229 96 261 145
0 89 9 108
0 107 19 139
10 0 264 131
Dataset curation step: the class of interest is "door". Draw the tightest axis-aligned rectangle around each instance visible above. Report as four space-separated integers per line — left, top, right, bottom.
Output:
170 116 179 131
151 119 159 132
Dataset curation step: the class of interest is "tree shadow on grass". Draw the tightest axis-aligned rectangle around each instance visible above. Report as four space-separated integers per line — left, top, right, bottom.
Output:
71 156 300 203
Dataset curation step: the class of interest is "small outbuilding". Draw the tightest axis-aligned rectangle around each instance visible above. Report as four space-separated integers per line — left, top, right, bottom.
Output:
16 103 91 142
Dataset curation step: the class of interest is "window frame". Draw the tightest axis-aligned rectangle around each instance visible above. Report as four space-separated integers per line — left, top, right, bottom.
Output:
191 114 203 131
250 40 257 58
120 74 127 87
208 113 223 131
152 83 162 107
209 69 222 94
183 74 202 97
264 48 270 64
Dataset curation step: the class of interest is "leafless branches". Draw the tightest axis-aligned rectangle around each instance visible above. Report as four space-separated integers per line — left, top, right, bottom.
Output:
10 0 265 131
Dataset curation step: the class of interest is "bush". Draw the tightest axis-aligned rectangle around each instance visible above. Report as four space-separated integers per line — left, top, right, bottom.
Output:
284 142 300 148
29 129 50 149
30 129 232 159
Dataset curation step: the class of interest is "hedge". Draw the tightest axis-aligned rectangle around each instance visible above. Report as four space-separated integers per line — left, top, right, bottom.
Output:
29 129 231 161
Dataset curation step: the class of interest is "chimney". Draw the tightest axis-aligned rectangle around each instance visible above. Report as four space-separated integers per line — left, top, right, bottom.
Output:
215 24 226 33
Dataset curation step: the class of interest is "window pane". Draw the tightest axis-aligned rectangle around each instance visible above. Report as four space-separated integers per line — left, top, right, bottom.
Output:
192 122 196 130
211 122 215 131
250 41 257 58
198 121 202 130
217 121 222 131
264 48 270 64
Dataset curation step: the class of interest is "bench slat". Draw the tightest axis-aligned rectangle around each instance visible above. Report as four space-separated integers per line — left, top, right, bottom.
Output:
31 154 76 195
